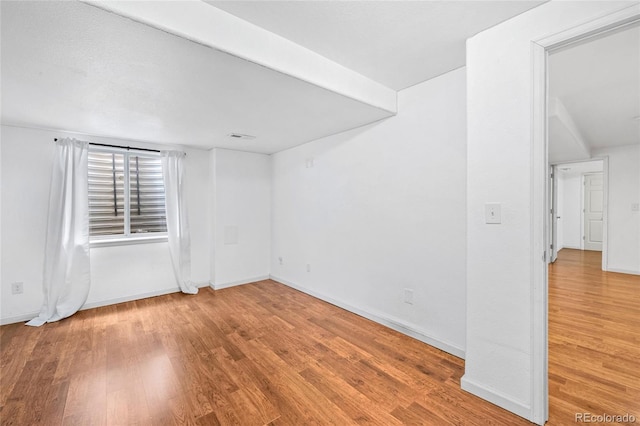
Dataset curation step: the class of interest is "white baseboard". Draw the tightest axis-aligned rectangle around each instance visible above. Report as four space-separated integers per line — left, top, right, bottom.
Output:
0 282 212 326
269 275 465 359
81 287 180 311
605 267 640 276
461 375 533 422
559 245 580 250
1 311 41 326
210 275 270 290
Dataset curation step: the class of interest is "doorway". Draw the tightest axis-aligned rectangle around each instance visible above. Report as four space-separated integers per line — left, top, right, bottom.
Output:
549 160 606 264
542 17 640 426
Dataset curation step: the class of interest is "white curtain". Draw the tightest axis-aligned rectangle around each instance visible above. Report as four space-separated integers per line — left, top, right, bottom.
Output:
161 151 198 294
27 138 91 326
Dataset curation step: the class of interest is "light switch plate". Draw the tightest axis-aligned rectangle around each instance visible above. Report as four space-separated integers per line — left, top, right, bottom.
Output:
485 203 502 224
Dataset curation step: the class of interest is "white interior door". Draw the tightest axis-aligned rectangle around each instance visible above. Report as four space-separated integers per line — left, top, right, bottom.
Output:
583 173 603 251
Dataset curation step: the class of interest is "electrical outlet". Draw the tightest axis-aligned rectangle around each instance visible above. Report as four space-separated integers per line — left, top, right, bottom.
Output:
11 282 23 295
306 263 311 272
279 257 283 265
403 288 414 305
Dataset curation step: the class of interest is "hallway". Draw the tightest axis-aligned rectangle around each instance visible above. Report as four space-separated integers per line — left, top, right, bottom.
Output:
548 249 640 424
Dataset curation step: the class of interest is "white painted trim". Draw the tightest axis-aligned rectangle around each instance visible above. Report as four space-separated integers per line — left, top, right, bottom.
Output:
0 284 214 325
601 156 610 272
461 375 532 420
1 311 41 326
209 149 217 285
82 287 179 310
530 39 549 426
211 275 270 290
531 5 640 425
90 234 168 248
1 281 211 325
580 173 586 250
560 245 581 250
550 164 559 263
270 275 465 359
606 267 640 276
536 3 640 52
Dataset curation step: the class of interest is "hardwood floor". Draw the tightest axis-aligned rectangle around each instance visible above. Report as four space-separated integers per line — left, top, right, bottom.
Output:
2 254 636 426
1 280 531 425
548 249 640 425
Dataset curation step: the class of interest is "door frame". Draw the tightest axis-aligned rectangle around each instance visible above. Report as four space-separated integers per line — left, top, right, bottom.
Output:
550 164 558 263
531 5 639 424
549 158 608 265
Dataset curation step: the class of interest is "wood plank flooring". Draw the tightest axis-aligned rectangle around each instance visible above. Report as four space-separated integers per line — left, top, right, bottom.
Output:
548 249 640 425
1 280 530 425
2 252 637 425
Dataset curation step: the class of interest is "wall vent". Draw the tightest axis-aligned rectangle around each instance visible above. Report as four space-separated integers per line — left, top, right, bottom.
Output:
228 133 256 140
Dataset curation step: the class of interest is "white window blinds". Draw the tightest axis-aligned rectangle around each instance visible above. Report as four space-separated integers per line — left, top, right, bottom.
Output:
88 150 167 237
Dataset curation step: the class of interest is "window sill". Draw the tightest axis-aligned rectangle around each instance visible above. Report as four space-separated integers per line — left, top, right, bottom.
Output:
90 234 168 248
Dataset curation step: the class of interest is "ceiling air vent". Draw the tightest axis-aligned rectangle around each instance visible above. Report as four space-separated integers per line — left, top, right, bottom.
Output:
228 133 256 140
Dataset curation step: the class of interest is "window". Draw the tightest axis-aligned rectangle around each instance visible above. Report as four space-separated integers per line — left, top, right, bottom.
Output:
88 149 167 241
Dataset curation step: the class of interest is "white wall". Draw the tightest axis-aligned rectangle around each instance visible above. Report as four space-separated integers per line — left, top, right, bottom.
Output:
271 68 467 357
465 1 637 422
0 125 211 324
596 145 640 274
211 148 271 288
561 174 582 249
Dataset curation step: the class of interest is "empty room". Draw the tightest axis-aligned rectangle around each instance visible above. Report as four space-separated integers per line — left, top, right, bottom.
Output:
1 1 638 425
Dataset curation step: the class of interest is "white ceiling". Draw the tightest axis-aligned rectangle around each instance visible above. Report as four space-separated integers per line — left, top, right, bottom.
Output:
207 1 545 90
549 24 640 161
1 0 547 153
1 1 392 154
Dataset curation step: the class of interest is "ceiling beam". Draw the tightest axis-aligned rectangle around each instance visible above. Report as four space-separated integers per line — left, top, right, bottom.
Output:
83 0 398 115
549 97 591 159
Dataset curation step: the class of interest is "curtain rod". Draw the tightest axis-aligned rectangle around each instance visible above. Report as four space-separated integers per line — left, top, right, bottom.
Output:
53 138 160 153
